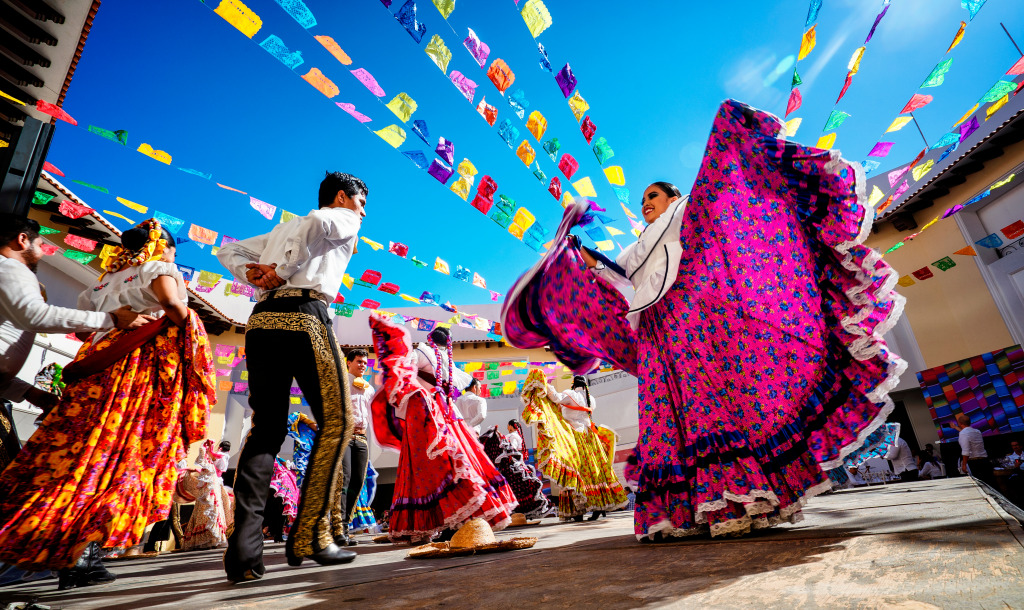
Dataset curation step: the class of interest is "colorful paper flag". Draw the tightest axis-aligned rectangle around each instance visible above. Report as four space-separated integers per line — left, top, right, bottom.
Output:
886 117 912 133
188 224 218 245
351 68 385 96
249 196 276 220
425 35 452 73
947 20 967 52
911 267 934 281
798 24 816 60
901 94 933 114
786 88 802 117
921 58 953 88
868 142 894 157
520 0 552 38
932 256 957 271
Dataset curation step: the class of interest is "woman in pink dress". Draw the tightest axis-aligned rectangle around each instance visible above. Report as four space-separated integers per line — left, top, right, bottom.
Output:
503 100 906 540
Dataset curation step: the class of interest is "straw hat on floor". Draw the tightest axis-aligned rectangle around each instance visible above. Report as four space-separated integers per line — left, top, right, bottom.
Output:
508 513 541 527
407 519 537 559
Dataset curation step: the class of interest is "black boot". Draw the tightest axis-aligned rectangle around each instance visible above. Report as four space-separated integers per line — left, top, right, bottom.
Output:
81 543 116 586
57 549 89 591
334 522 358 547
58 542 116 590
286 540 356 567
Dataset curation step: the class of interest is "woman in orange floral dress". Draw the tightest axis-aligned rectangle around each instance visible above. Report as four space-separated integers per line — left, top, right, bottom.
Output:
0 219 215 588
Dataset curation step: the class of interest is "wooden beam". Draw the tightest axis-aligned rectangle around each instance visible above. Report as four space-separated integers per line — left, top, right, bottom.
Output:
7 0 64 24
0 28 50 66
0 4 58 45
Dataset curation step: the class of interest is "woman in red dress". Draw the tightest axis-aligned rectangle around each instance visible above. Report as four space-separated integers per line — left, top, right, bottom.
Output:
369 316 516 541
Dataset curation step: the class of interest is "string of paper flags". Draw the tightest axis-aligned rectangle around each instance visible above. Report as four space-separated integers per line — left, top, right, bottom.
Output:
201 0 556 254
385 0 641 249
502 0 645 246
892 196 1024 289
34 166 504 303
882 169 1018 261
858 3 989 190
868 56 1023 218
32 186 505 338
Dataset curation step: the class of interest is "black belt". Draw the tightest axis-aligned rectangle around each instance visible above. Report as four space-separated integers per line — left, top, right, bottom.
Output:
257 288 329 304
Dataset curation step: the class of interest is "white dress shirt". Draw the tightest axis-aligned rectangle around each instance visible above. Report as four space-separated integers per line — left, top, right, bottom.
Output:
455 392 487 433
216 207 361 299
958 426 987 459
884 438 917 475
0 254 112 401
79 261 186 325
349 372 374 435
546 386 594 432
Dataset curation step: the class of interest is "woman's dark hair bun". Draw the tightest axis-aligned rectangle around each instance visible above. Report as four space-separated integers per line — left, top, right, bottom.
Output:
429 326 451 345
120 226 149 251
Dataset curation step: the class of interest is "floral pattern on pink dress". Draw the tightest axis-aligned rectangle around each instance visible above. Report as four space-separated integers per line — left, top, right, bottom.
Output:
503 100 906 539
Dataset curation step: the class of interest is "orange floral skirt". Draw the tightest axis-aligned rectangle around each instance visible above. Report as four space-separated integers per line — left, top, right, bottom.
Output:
0 310 214 570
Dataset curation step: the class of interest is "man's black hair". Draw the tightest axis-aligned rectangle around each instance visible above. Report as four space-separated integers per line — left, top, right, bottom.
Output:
346 347 369 362
319 171 368 208
0 215 40 246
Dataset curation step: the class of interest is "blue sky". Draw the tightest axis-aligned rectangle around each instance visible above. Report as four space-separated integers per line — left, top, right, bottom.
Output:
46 0 1024 308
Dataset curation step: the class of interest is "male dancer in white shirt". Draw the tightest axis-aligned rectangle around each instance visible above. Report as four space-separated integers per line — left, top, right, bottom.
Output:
218 172 366 582
339 348 373 546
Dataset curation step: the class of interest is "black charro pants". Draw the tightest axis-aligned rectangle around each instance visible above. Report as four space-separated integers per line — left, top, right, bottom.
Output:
224 294 353 575
340 435 369 526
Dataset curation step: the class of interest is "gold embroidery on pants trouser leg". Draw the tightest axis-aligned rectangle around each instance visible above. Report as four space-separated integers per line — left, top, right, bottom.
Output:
246 311 352 556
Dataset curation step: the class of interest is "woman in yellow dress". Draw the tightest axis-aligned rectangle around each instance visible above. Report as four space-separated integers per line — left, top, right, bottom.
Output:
521 371 626 520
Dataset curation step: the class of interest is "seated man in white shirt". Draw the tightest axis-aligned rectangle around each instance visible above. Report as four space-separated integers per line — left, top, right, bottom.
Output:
0 215 152 469
218 172 366 581
1005 440 1024 471
884 437 919 482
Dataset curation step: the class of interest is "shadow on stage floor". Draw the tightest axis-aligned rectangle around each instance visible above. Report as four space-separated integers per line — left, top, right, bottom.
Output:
4 513 1009 610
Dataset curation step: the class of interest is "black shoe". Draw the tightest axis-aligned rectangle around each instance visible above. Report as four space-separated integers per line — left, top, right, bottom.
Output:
226 568 265 584
223 546 266 583
82 543 116 586
58 568 82 591
433 528 456 543
334 534 359 547
287 542 356 567
58 542 117 590
572 515 584 523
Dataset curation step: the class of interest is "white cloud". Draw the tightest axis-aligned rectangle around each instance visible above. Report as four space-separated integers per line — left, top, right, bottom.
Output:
721 48 787 111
